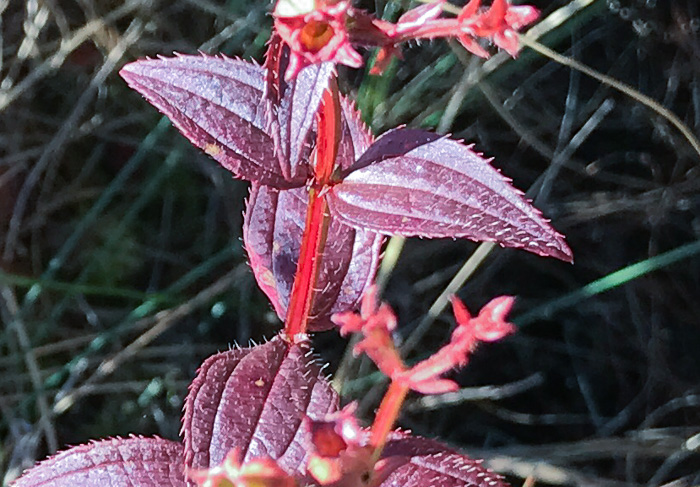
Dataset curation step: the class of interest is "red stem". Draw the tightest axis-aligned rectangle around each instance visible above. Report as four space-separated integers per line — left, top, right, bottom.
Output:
313 79 341 184
284 191 328 339
284 79 340 340
370 381 409 460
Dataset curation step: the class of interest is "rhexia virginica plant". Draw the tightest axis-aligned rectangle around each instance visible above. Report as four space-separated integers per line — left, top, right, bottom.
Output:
11 1 572 486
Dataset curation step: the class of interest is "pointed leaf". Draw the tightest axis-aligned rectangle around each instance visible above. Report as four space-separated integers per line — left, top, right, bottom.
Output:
120 55 300 188
244 184 382 331
121 55 333 189
273 62 335 179
11 437 186 487
378 433 509 487
395 0 445 34
328 128 572 261
340 127 439 175
182 336 338 474
244 99 381 331
336 97 374 173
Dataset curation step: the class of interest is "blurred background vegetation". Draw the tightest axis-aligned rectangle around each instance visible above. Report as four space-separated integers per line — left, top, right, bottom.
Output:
2 0 700 485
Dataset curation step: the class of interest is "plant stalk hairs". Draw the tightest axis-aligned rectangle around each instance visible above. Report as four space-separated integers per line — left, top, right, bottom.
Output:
12 1 572 486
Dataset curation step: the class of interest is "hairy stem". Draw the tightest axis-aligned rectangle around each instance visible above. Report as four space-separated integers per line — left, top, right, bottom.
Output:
370 381 409 462
284 79 340 339
284 190 330 339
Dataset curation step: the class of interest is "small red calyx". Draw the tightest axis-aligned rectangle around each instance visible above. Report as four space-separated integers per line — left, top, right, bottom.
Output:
306 404 374 486
189 447 296 487
402 295 516 393
334 286 405 380
457 0 539 57
451 294 516 342
333 287 516 456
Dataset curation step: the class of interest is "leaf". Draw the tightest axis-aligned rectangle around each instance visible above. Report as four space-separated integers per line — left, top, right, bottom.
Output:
243 183 382 331
395 0 445 34
339 127 440 175
336 97 374 173
11 437 186 487
182 336 338 474
120 55 330 189
120 54 296 188
273 62 335 180
262 40 335 181
244 99 381 331
328 128 573 262
377 433 510 487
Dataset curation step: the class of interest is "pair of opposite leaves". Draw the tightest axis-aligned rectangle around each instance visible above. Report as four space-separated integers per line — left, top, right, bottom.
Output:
13 336 511 487
120 55 571 331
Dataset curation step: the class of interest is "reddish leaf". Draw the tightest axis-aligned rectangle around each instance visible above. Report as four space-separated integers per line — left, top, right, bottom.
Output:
328 128 573 262
244 183 382 331
340 127 440 175
394 0 445 35
119 55 294 187
377 433 509 487
11 437 186 487
272 61 335 180
336 98 374 173
244 98 381 331
120 55 330 189
182 336 338 474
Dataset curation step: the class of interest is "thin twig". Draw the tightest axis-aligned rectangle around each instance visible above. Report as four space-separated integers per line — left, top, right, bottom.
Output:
3 19 145 261
406 373 543 411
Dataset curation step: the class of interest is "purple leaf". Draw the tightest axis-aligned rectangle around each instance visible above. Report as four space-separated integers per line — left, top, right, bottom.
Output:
120 55 330 189
120 55 297 188
341 128 440 175
244 183 382 331
272 62 335 180
337 98 374 173
120 55 332 188
378 433 509 487
328 129 573 262
11 437 186 487
244 98 382 331
182 336 338 474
